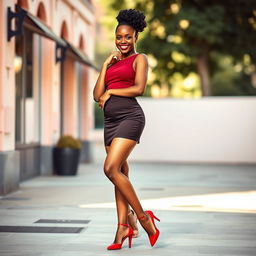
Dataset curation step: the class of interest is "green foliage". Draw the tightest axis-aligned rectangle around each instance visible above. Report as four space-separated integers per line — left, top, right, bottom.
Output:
140 1 255 66
56 135 82 149
212 71 256 96
94 102 104 128
220 0 256 62
211 53 256 96
101 0 256 96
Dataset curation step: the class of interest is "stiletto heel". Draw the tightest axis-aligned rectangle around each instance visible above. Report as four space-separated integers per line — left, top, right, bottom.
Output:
107 223 134 250
128 233 132 248
139 210 160 247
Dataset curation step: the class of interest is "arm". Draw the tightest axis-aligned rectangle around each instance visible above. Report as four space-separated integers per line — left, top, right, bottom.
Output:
107 54 149 97
93 62 108 102
93 51 121 102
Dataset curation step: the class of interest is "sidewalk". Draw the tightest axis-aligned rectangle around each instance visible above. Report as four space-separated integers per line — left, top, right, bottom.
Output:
0 158 256 256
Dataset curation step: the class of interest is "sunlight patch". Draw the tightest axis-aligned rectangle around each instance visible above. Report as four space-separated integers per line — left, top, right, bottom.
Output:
79 190 256 213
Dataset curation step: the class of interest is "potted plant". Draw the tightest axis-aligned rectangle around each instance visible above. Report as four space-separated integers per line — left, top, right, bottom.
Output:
53 134 82 175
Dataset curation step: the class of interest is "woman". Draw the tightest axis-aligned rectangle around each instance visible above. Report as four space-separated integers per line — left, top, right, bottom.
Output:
93 9 160 250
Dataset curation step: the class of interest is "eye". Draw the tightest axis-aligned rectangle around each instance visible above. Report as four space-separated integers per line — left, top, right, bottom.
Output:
116 36 132 40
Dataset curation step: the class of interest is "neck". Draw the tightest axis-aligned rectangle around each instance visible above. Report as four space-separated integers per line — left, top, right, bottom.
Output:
121 50 136 59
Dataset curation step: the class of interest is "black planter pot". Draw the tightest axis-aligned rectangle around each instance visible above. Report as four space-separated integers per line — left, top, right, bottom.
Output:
53 147 80 175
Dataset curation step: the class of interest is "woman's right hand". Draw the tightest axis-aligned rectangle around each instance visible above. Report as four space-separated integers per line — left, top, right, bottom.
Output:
104 51 122 66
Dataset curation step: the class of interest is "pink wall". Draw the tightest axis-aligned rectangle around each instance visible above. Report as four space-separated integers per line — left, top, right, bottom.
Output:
81 66 90 138
0 1 16 151
0 0 95 151
63 56 76 134
41 38 54 145
0 0 4 150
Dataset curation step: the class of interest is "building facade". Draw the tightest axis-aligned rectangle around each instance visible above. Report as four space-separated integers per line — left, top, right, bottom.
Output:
0 0 98 195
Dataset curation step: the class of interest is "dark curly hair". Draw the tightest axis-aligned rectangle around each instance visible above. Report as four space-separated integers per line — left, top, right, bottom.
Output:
115 9 147 38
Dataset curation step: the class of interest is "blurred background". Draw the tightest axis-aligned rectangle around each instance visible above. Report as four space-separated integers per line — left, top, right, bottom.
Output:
0 0 256 194
93 0 256 165
96 0 256 98
94 0 256 128
0 1 256 255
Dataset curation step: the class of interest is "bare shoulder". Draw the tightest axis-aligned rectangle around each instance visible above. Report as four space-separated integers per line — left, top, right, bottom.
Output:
136 53 148 63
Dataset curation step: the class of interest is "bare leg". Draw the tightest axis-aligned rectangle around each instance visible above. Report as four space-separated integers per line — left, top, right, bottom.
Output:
104 138 156 242
119 160 139 237
105 146 138 243
127 208 139 237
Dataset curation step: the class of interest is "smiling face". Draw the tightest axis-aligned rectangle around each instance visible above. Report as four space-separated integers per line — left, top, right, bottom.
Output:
115 25 138 55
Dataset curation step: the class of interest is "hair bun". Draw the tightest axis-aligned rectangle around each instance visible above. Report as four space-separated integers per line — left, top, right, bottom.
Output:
116 9 147 33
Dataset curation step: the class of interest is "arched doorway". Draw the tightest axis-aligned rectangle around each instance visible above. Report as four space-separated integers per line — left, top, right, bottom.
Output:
77 35 92 162
77 35 85 138
60 21 68 136
59 21 76 135
15 1 48 180
78 35 89 139
17 0 29 9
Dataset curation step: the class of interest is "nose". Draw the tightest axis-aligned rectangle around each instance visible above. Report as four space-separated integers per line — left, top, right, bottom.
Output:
121 37 127 43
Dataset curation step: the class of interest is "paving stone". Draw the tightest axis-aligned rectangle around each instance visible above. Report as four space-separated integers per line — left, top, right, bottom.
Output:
0 161 255 256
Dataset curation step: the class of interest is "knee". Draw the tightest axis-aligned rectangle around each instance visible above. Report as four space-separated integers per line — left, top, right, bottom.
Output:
103 163 117 181
121 163 129 176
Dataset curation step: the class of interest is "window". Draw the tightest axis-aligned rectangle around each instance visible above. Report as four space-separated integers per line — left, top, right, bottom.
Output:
15 28 41 146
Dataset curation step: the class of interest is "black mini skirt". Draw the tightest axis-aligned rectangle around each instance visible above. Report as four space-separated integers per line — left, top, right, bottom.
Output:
103 95 146 146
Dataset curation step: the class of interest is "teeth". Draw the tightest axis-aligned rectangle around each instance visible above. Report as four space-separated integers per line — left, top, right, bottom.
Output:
120 45 128 49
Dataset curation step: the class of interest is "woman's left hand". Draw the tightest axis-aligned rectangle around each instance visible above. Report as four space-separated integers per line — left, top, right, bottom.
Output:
98 90 111 110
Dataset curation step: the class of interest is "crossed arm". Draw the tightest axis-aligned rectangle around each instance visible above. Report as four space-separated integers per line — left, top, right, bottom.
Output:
93 53 149 109
107 54 149 97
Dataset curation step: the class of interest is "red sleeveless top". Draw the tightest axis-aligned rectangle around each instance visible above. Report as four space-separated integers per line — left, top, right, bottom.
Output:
105 53 140 90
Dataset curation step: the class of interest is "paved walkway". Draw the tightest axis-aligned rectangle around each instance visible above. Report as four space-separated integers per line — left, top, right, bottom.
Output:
0 159 256 256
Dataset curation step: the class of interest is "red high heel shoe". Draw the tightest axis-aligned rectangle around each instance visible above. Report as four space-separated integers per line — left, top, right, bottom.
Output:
107 223 134 250
139 210 160 247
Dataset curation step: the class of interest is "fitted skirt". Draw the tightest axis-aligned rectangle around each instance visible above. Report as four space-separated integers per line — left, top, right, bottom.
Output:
103 95 146 146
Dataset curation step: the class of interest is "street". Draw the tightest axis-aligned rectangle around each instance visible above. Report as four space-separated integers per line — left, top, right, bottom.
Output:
0 160 256 255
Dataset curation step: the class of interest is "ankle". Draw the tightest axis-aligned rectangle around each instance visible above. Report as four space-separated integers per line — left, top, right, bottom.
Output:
138 212 149 223
117 226 128 233
118 223 129 227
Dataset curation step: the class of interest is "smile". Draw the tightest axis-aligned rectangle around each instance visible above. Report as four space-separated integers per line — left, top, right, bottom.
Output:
119 45 129 50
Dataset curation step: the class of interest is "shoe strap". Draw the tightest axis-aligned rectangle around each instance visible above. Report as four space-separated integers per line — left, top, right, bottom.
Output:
118 223 129 227
138 214 145 220
138 211 148 220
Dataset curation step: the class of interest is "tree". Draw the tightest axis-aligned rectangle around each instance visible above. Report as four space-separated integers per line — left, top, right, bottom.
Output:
107 0 256 96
